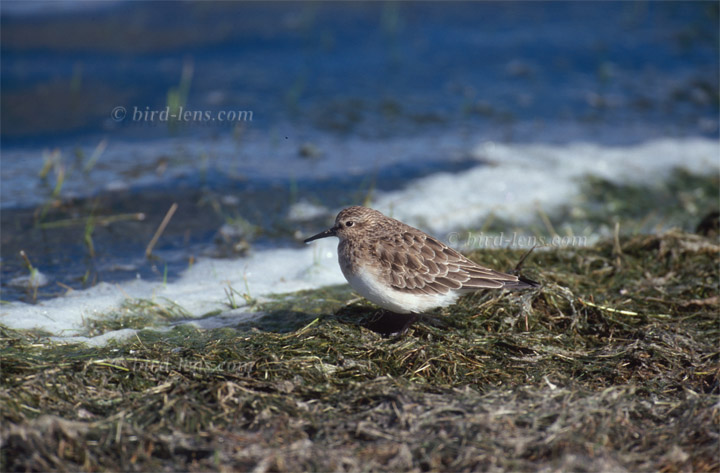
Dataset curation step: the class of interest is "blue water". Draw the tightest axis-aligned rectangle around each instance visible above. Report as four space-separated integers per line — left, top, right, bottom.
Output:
1 1 717 302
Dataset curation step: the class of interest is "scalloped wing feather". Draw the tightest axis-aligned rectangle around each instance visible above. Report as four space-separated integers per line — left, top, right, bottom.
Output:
375 230 522 295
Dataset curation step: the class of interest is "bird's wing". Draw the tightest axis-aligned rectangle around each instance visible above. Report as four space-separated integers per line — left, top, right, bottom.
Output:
374 230 521 296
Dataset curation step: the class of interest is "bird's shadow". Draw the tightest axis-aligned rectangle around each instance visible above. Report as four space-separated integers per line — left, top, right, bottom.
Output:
232 310 320 333
230 306 453 338
333 305 455 337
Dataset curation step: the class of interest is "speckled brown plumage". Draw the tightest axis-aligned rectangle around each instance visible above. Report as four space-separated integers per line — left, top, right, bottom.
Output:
304 206 538 315
332 206 530 296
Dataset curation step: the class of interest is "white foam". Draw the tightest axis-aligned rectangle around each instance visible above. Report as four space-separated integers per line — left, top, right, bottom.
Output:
0 238 345 336
55 328 141 347
1 137 717 341
369 138 719 234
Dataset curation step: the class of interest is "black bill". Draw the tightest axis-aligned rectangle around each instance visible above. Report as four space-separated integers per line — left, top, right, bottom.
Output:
303 227 337 243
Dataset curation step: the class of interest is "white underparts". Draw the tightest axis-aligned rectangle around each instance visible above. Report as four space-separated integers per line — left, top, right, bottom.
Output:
342 264 460 314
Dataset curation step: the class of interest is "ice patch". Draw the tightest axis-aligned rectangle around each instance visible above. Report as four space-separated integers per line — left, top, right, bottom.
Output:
0 239 344 337
370 138 719 234
54 328 141 347
287 201 330 222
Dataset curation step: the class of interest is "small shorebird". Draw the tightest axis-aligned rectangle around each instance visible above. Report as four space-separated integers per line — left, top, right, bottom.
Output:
304 206 538 324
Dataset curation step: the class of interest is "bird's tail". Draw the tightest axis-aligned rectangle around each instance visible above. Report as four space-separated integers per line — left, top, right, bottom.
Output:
503 275 540 289
504 245 540 289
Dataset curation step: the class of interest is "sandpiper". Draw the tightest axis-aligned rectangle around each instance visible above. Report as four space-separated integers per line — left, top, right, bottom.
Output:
304 206 538 316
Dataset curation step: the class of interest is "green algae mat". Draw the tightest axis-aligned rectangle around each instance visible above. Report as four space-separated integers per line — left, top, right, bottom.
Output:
1 172 718 472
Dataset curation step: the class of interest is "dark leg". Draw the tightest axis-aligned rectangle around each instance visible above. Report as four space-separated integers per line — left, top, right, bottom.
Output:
364 311 420 337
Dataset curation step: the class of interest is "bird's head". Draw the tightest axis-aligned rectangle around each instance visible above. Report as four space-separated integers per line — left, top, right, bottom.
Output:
304 206 382 243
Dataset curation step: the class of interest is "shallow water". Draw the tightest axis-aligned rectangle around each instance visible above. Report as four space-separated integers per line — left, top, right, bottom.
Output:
1 2 718 304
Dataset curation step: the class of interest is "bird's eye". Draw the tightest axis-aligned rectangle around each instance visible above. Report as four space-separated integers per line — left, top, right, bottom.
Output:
345 221 354 227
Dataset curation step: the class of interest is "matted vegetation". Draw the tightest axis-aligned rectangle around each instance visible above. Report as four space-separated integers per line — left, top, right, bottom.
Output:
1 225 718 471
